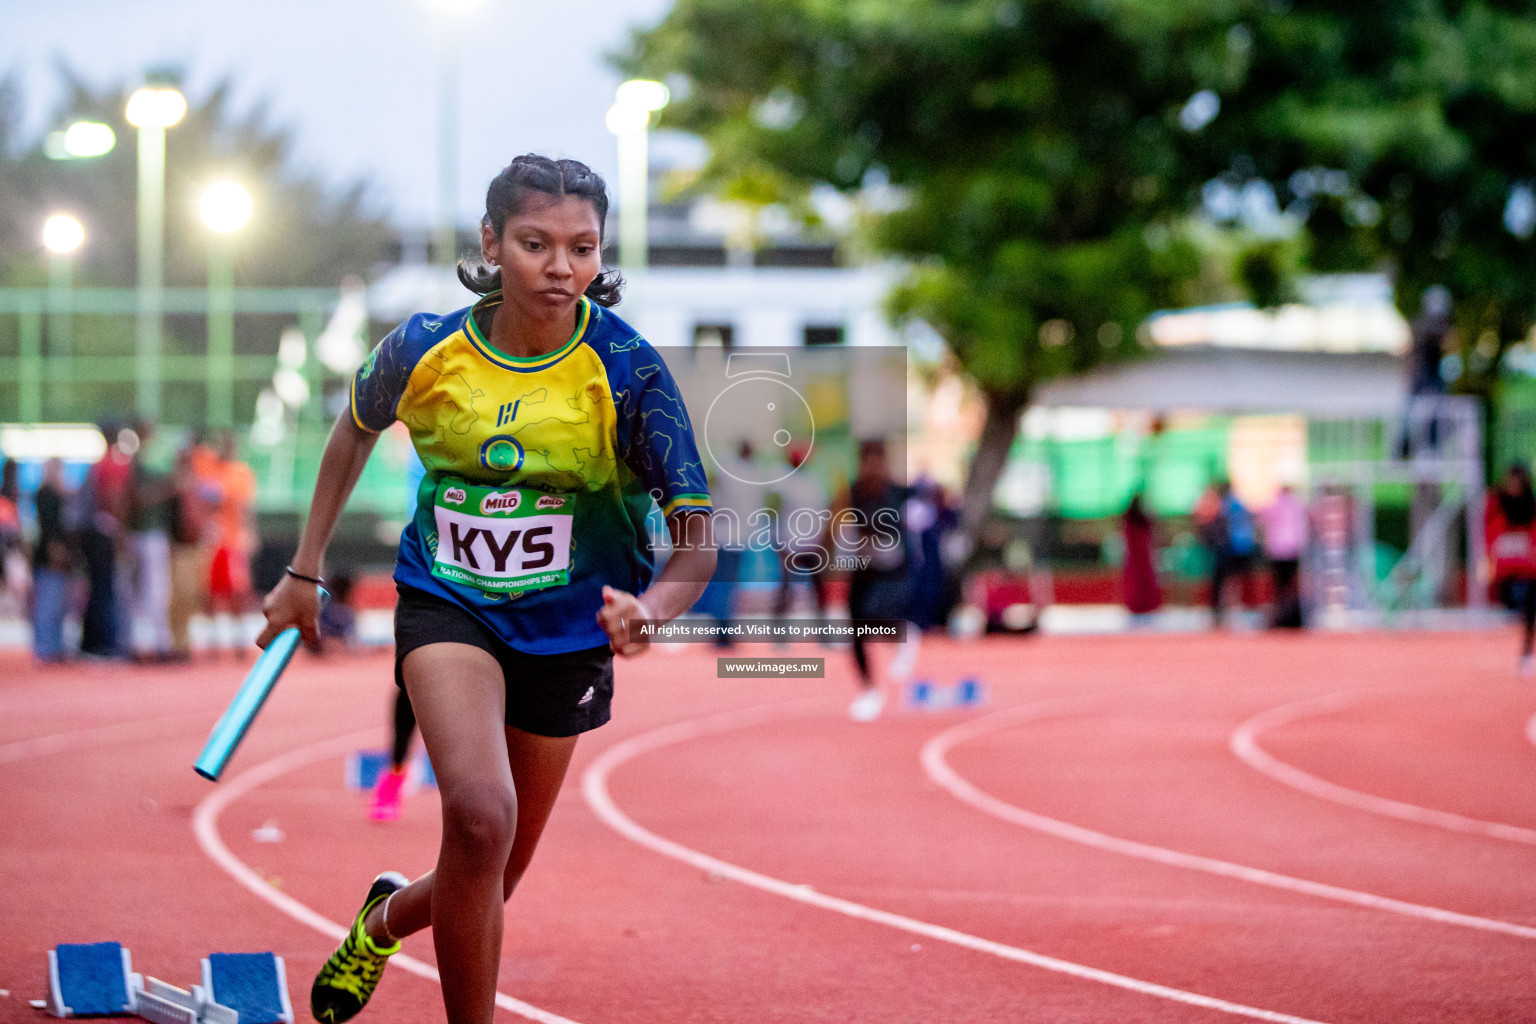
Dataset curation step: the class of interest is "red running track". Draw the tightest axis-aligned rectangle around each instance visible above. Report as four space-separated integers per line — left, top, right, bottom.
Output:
1 631 1534 1022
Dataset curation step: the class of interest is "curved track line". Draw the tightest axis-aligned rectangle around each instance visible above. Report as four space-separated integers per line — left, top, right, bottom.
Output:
0 714 208 766
922 696 1536 941
582 701 1332 1024
1525 712 1536 749
191 731 584 1024
1231 691 1536 846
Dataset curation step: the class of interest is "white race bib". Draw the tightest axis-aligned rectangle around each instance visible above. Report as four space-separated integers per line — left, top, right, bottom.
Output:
430 482 574 593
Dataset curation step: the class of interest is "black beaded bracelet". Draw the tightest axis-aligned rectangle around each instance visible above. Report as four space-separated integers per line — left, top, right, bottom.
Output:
285 566 326 587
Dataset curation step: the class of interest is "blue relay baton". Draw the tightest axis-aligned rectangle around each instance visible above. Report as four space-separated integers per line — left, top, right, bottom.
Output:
195 587 326 781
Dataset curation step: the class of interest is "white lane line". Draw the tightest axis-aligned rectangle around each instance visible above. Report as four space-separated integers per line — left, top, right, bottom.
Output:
922 696 1536 940
582 701 1332 1024
0 714 208 766
191 731 584 1024
1231 691 1536 847
1525 712 1536 749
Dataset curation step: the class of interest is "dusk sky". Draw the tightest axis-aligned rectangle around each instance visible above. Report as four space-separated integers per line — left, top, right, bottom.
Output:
2 0 675 228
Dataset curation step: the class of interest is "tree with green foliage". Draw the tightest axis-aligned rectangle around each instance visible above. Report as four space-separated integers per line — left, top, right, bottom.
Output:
1206 1 1536 416
623 0 1267 544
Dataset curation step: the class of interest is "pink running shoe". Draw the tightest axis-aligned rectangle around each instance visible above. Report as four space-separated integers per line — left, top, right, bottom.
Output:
369 767 407 822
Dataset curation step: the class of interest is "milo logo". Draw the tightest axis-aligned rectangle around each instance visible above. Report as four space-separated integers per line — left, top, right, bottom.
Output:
480 491 522 515
444 486 467 506
535 495 567 510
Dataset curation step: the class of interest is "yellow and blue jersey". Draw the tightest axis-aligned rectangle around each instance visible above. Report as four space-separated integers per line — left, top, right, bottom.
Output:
351 291 711 654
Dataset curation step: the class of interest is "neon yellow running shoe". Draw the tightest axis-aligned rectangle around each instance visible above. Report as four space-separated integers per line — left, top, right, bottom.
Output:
310 871 407 1022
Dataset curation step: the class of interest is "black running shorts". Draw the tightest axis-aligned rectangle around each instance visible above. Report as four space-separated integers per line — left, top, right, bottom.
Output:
393 583 614 738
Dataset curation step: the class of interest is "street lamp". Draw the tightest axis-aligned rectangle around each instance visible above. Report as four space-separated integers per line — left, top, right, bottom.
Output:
44 121 116 160
201 181 252 429
126 81 186 420
34 214 85 423
423 0 484 276
607 79 669 274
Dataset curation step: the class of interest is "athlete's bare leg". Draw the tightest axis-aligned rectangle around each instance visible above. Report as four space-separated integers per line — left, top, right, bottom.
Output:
362 642 577 1024
369 642 512 1024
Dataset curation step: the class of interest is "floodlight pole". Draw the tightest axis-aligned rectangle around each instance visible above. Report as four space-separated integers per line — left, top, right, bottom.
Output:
434 25 460 274
136 122 166 419
47 253 74 416
617 125 649 273
206 237 236 429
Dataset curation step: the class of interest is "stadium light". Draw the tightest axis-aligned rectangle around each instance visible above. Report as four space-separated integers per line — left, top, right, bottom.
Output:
616 79 670 113
608 80 670 274
201 182 253 234
125 87 186 128
42 214 85 254
127 81 186 420
45 121 117 160
202 182 252 428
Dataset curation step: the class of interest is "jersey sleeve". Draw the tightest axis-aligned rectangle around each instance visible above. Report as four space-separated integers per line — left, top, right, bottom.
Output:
625 351 712 519
350 318 423 433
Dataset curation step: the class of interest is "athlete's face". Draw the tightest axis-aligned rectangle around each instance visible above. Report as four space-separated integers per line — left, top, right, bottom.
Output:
484 195 603 321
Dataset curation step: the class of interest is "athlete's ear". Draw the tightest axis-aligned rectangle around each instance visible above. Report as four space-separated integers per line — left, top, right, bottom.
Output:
481 216 500 266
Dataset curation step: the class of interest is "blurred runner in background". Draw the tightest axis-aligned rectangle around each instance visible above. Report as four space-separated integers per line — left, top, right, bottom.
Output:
1483 463 1536 675
834 439 914 722
1121 492 1162 624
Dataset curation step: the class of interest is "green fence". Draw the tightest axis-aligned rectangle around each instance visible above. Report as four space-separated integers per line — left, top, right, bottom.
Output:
0 286 413 518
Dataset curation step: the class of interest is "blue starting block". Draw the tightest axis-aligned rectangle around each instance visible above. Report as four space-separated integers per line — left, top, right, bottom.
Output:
203 951 294 1024
904 677 989 711
47 941 247 1023
345 749 435 791
48 942 133 1018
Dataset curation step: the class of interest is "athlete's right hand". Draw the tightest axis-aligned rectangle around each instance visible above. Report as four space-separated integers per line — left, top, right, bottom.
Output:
257 573 323 651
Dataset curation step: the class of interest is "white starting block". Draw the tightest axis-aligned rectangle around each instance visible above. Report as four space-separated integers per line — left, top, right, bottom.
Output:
130 976 238 1024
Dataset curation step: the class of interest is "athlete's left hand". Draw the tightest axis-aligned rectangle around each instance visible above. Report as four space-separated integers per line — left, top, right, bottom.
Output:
598 585 651 657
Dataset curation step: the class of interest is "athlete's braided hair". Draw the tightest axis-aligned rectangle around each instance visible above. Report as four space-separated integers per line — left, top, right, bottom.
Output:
457 154 623 306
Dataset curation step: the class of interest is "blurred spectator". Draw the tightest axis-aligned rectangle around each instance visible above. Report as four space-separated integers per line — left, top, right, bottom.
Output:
700 440 762 644
80 425 133 658
772 446 828 621
127 420 174 660
206 431 258 653
1121 493 1162 621
906 473 958 631
1263 485 1309 629
168 444 214 661
31 458 74 663
1483 463 1536 675
0 459 28 616
319 571 359 651
1209 481 1258 626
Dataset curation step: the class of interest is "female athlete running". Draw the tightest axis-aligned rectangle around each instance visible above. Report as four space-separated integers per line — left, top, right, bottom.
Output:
258 155 715 1024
